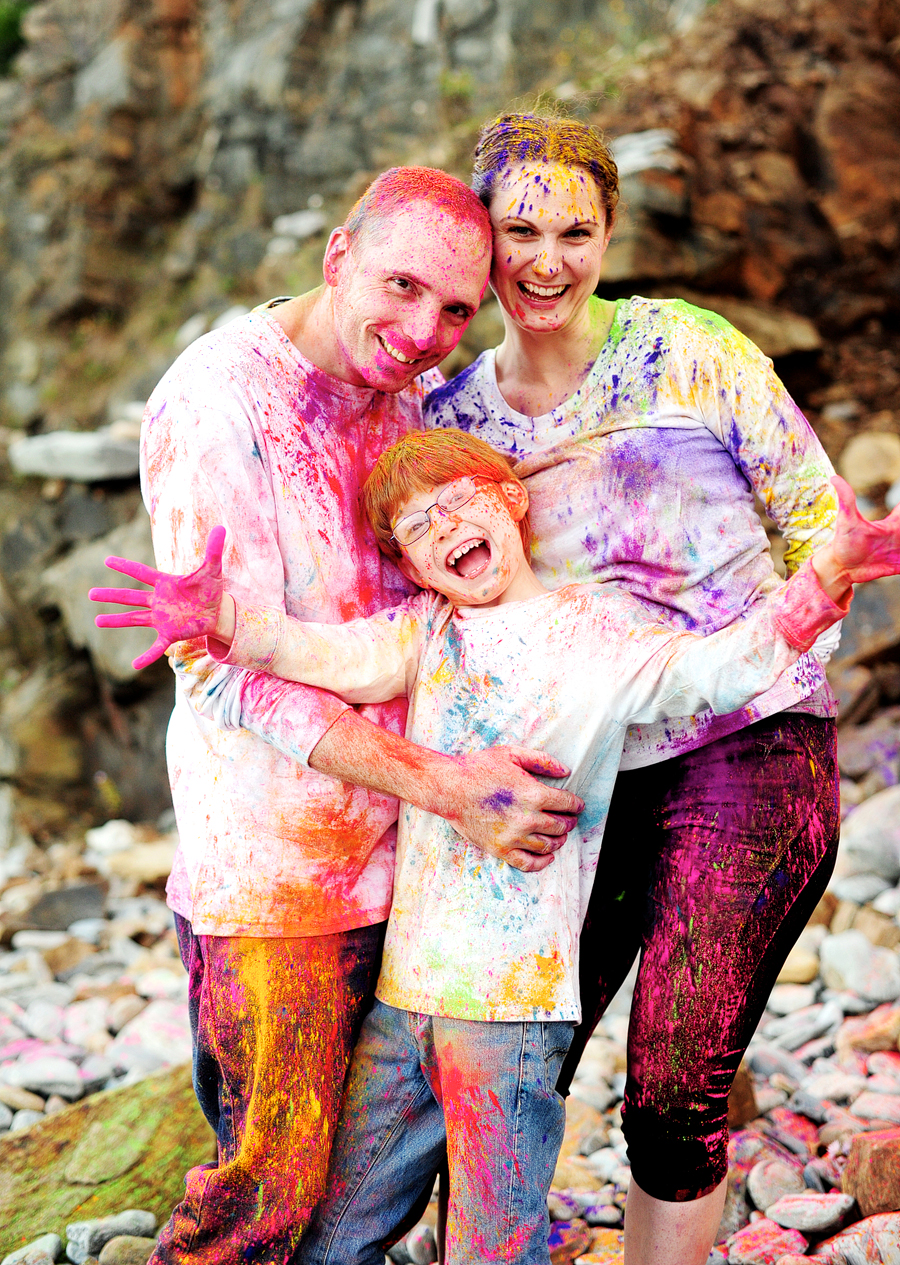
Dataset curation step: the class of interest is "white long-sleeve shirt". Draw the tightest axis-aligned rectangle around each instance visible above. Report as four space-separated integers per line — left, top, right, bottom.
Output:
425 296 840 769
141 305 437 937
205 566 845 1020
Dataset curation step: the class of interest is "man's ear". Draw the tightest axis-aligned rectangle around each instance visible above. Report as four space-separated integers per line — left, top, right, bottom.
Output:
323 227 351 288
397 553 427 588
501 480 529 522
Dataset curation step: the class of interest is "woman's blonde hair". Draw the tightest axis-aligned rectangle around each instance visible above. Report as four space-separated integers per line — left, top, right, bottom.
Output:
472 111 619 226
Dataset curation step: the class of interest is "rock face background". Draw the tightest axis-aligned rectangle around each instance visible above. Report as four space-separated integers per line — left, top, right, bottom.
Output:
0 0 897 840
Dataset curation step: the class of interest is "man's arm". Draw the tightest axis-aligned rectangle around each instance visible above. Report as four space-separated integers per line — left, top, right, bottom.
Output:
185 652 583 873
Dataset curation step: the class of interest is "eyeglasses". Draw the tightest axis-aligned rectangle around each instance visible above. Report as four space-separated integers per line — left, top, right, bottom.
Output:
391 476 486 547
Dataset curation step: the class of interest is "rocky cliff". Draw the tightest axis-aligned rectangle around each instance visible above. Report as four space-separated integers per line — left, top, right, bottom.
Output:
0 0 897 859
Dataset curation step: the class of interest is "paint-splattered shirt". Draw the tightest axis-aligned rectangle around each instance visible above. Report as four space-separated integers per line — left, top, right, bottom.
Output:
140 308 432 938
214 572 840 1020
425 296 839 769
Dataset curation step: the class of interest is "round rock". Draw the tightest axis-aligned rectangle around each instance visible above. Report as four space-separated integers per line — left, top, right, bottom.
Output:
0 1234 62 1265
765 1190 855 1232
747 1159 805 1210
96 1240 156 1265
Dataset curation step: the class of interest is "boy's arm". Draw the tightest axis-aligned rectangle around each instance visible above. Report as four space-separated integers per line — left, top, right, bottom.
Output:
621 477 898 724
204 597 429 705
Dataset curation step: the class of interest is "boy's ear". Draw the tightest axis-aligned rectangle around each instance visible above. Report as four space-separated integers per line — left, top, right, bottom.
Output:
501 480 529 522
397 552 427 588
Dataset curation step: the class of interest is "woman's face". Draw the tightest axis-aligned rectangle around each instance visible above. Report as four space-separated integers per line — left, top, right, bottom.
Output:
488 161 612 334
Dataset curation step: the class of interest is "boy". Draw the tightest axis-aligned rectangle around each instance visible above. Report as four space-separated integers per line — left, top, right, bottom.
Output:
92 428 899 1264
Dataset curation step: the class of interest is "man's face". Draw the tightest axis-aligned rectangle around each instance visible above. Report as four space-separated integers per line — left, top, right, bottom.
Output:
393 477 530 608
324 204 491 391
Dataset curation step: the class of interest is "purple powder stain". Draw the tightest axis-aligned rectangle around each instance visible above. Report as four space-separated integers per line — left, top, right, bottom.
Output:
483 789 515 811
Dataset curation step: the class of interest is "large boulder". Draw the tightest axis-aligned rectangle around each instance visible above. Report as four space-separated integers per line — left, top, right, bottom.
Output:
0 1064 214 1256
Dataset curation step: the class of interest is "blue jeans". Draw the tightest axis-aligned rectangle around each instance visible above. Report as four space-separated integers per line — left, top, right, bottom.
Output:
301 1000 575 1265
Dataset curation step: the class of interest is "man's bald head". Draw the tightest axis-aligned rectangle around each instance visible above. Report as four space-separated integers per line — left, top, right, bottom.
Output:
344 166 492 254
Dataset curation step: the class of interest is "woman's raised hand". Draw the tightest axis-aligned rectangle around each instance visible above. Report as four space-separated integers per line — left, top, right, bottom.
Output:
89 526 227 670
829 475 900 584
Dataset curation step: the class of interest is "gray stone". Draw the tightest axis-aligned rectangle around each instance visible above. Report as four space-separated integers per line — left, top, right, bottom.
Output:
873 884 900 917
800 1069 867 1103
766 984 818 1016
106 1000 191 1073
16 886 106 933
0 1101 13 1130
6 1057 83 1100
839 785 900 881
404 1224 436 1265
66 920 108 946
820 930 900 1002
271 210 326 239
74 38 130 111
762 1000 843 1050
96 1239 156 1265
10 1110 45 1131
65 1213 157 1265
41 511 154 682
834 577 900 667
746 1042 807 1086
746 1160 805 1211
1 1235 63 1265
850 1090 900 1122
765 1190 854 1232
830 873 893 904
8 432 140 483
21 1001 65 1043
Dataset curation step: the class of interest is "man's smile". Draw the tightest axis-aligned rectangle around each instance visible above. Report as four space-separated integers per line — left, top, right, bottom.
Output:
378 333 422 365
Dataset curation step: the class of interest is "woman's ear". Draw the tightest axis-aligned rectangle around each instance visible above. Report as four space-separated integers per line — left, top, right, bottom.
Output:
501 480 529 522
397 552 427 588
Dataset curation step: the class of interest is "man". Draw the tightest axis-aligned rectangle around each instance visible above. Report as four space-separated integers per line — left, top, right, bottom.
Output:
130 167 583 1264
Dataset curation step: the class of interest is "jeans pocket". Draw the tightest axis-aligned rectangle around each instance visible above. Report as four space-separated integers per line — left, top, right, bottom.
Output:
541 1021 576 1079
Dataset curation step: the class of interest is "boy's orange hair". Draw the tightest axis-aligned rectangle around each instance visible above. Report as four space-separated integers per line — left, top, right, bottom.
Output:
362 428 532 562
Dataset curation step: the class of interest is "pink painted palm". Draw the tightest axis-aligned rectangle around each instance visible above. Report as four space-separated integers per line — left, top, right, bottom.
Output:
90 525 226 670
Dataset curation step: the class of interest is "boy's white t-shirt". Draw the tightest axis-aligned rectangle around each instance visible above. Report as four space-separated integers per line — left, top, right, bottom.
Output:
207 578 834 1021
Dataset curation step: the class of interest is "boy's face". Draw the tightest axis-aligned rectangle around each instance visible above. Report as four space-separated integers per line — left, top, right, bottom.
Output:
393 477 533 607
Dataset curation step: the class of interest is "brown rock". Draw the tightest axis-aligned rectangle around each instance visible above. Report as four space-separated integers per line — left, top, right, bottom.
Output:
776 944 819 985
854 906 900 950
42 937 97 977
806 890 839 929
842 1127 900 1215
727 1062 758 1130
107 994 147 1034
97 1237 157 1265
830 899 859 936
837 1002 900 1057
0 1084 45 1112
839 431 900 495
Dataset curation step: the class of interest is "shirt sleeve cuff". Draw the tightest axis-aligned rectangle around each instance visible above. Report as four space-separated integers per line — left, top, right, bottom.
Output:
772 559 852 653
207 603 284 670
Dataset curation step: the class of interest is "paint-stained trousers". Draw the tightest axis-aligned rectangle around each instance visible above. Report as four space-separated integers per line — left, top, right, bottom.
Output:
557 713 840 1202
149 917 385 1265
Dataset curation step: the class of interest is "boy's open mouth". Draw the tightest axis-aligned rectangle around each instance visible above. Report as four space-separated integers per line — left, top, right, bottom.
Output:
518 281 569 303
446 537 492 578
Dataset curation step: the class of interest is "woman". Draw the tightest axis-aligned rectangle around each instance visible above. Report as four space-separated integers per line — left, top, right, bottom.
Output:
425 113 841 1265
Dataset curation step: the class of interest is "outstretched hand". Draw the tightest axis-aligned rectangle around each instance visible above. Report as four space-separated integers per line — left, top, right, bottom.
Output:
828 475 900 584
89 526 227 670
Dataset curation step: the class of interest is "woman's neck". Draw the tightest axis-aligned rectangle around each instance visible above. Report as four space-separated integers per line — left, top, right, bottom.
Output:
493 295 617 417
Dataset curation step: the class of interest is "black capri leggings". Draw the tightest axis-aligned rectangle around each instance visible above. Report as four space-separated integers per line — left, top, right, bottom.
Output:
557 712 839 1202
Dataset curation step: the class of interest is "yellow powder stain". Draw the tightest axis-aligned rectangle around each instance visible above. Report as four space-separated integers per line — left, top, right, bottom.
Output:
492 947 567 1013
